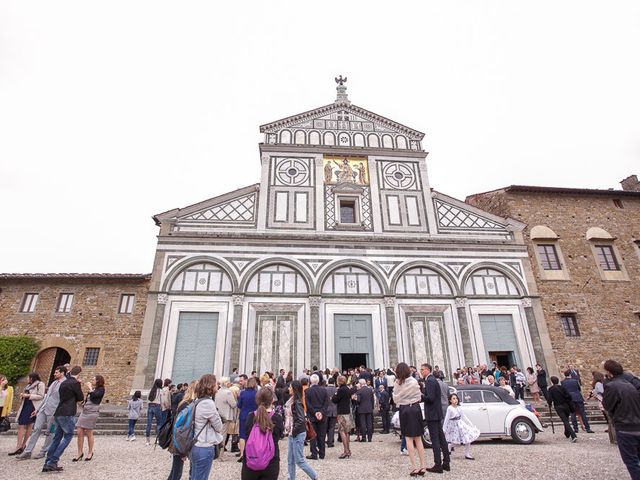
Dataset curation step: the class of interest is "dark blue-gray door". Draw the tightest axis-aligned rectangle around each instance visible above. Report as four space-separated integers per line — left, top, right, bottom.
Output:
172 311 218 384
334 314 374 368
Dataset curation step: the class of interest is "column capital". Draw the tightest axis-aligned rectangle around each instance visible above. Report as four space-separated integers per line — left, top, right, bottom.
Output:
521 297 532 308
383 296 396 308
233 294 245 306
157 293 168 305
309 296 322 308
455 297 467 308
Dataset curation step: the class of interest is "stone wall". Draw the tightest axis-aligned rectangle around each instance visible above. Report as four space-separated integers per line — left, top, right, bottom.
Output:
0 275 150 406
468 189 640 377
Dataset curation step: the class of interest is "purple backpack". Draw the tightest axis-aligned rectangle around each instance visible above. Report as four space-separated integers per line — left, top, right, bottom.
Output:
245 411 275 471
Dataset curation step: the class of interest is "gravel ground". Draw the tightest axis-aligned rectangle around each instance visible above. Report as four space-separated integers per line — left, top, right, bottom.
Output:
1 429 628 479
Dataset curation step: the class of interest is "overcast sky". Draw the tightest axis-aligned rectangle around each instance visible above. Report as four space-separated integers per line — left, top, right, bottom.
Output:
1 2 639 274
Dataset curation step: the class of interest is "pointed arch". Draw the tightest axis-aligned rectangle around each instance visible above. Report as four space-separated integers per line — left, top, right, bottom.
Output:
391 261 459 296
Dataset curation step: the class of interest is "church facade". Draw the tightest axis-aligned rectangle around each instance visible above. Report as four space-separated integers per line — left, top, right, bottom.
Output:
132 81 556 390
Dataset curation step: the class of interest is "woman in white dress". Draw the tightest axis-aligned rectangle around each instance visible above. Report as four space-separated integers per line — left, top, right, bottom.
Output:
443 393 480 460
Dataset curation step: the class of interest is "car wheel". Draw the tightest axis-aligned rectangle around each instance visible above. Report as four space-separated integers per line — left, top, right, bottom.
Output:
511 417 536 444
422 425 432 448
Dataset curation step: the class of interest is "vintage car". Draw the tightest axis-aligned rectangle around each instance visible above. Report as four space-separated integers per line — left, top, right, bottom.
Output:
446 385 544 444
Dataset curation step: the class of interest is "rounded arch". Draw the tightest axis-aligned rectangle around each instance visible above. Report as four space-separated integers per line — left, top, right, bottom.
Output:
279 129 292 144
309 131 321 145
460 262 527 297
586 227 613 241
390 261 459 296
353 133 365 147
337 132 351 146
314 259 389 296
396 135 408 149
293 130 306 144
368 134 379 147
323 131 336 146
239 257 313 294
530 225 558 240
162 256 238 292
382 134 394 149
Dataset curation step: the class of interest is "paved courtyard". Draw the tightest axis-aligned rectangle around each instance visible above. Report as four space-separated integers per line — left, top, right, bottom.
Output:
0 430 628 479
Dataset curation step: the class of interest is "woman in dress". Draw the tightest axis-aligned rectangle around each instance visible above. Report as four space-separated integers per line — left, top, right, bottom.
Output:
284 380 317 480
190 374 224 480
9 372 45 456
331 375 353 459
237 376 258 460
526 367 541 403
74 374 105 461
443 393 480 460
241 386 284 480
392 362 427 476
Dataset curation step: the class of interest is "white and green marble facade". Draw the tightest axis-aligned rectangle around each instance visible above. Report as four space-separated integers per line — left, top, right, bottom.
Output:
132 84 555 391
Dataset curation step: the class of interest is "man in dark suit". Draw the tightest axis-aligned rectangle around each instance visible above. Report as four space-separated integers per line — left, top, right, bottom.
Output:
536 364 549 403
561 370 594 433
377 384 391 434
355 379 375 441
305 374 329 460
567 364 582 386
421 363 451 473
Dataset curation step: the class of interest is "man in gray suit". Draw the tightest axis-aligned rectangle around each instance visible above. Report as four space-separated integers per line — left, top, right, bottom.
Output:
16 365 67 460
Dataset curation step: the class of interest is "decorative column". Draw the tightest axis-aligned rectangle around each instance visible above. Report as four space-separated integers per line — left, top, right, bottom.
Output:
522 298 545 366
384 296 398 366
309 296 321 369
229 295 245 373
144 293 168 387
455 298 474 366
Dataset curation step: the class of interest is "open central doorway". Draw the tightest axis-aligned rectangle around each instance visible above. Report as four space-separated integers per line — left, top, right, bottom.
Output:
340 353 367 371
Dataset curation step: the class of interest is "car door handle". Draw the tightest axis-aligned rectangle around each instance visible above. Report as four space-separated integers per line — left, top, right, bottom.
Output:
478 407 487 411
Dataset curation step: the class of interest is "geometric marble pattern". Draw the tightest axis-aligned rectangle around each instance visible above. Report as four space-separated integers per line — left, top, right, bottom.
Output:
184 193 256 222
435 199 504 229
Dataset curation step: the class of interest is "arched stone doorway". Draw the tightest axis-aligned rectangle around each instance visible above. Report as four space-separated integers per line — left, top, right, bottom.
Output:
33 347 71 385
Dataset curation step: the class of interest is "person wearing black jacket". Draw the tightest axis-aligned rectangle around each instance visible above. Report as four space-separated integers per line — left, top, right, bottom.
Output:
305 374 329 460
421 363 451 473
547 376 577 442
285 381 317 480
332 376 353 459
377 384 391 434
536 364 549 403
603 360 640 480
354 379 375 442
43 365 84 472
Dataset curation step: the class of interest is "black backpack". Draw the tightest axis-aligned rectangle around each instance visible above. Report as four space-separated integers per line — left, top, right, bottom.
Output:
155 412 174 449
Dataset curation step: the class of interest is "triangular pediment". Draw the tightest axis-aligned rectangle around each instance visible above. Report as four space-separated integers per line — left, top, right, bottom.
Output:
260 102 424 150
433 192 512 235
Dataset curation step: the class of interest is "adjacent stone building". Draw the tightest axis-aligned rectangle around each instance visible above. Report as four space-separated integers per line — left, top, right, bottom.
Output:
132 80 557 391
0 273 150 404
467 175 640 375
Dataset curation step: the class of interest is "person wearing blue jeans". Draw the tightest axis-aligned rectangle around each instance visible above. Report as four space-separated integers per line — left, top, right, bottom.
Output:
288 431 317 480
43 366 84 473
145 379 164 445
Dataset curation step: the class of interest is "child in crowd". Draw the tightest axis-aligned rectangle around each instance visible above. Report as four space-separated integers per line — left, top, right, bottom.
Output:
127 390 143 441
443 393 480 460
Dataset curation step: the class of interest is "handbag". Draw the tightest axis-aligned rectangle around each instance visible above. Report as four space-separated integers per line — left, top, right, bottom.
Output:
305 419 317 441
0 417 10 432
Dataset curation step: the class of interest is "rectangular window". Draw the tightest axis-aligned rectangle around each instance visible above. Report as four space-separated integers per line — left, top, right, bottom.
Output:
56 293 74 313
339 200 356 224
20 293 39 313
595 245 620 271
537 244 561 270
560 314 580 337
83 347 100 366
119 294 135 314
613 199 624 209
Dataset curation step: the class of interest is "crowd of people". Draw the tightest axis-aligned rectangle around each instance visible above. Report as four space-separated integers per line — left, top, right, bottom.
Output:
1 358 639 479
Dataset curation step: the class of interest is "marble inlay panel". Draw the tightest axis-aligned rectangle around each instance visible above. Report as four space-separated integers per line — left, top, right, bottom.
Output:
412 321 428 367
260 320 274 374
429 320 445 370
279 320 291 373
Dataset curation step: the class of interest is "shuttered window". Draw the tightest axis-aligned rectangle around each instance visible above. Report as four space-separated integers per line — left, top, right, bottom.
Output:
171 312 218 384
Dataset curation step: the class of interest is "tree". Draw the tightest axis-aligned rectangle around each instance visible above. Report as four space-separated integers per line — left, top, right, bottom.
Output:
0 336 39 384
